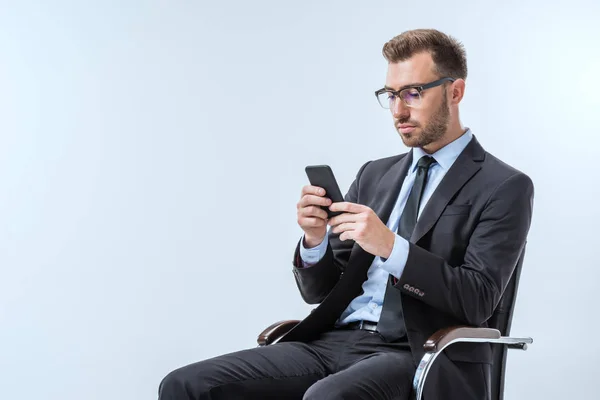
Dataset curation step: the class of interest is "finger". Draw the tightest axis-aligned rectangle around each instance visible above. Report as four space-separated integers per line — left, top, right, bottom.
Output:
299 216 328 228
298 194 332 209
339 230 355 242
329 202 365 214
300 205 329 220
328 213 357 227
301 185 326 197
331 222 355 234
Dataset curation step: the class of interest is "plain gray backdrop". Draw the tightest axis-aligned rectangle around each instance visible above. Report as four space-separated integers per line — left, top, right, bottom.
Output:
1 1 599 399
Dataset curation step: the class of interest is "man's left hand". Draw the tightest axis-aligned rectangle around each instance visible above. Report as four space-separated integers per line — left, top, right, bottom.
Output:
328 202 395 259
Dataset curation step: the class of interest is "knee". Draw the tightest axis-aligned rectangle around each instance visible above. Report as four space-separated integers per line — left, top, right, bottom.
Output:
159 368 189 399
303 378 347 400
158 366 210 400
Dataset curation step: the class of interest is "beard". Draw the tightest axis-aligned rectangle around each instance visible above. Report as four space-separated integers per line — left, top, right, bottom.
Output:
397 91 450 148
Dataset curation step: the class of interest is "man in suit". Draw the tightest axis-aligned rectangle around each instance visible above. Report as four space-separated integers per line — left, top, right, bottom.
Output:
158 28 534 400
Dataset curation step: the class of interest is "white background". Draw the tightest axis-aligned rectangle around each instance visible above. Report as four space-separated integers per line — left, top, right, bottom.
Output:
1 1 599 399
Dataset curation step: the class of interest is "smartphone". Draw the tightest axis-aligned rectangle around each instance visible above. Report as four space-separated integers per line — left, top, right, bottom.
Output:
305 165 344 218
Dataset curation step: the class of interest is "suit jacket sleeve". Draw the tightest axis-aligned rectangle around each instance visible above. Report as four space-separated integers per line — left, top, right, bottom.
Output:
292 160 371 304
397 172 534 325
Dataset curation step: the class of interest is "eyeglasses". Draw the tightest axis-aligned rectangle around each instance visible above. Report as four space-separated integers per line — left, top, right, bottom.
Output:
374 77 455 109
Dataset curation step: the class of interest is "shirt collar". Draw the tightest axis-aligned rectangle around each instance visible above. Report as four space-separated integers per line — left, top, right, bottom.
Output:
409 128 474 173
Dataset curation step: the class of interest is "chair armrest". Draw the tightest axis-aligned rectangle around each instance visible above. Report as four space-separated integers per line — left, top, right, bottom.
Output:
424 325 533 352
257 320 301 346
424 326 501 352
412 326 533 400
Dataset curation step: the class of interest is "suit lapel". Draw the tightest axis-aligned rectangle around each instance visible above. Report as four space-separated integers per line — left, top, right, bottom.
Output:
410 135 485 243
373 152 413 223
341 152 414 282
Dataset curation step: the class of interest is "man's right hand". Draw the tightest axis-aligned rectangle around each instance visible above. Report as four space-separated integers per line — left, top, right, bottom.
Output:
297 185 332 248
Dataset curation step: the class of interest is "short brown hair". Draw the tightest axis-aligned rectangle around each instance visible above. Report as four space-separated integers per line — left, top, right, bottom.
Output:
382 29 467 80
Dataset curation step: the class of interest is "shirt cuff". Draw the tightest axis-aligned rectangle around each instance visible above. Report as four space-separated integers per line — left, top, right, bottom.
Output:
299 231 329 267
378 234 409 279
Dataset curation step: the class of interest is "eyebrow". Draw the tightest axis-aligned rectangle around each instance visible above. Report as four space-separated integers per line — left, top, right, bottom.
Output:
383 82 426 91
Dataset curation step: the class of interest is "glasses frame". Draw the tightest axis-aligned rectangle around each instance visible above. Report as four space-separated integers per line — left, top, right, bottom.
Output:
375 77 456 109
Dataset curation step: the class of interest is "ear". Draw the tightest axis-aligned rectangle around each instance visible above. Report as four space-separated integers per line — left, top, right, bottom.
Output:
449 79 466 105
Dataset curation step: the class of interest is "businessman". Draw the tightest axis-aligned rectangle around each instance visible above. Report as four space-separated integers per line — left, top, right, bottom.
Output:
158 28 534 400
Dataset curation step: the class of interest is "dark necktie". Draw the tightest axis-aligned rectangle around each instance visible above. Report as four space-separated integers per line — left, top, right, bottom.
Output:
397 155 436 240
378 155 436 342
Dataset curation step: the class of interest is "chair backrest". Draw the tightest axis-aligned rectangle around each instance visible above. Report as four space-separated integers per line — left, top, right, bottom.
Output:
486 244 527 400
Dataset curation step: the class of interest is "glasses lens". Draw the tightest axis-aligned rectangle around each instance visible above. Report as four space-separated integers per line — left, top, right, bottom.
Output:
377 92 395 109
400 88 421 107
377 88 422 109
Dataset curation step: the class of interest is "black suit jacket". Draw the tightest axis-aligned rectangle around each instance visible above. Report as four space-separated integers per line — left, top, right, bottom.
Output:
279 135 534 399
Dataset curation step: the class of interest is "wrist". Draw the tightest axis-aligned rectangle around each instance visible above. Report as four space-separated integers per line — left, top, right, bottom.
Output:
382 230 396 259
304 234 324 249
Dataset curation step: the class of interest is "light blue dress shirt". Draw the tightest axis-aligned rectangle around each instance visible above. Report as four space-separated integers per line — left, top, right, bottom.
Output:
299 129 474 325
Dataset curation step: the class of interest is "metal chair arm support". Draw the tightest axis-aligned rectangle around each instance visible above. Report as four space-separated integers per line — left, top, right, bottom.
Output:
412 326 533 400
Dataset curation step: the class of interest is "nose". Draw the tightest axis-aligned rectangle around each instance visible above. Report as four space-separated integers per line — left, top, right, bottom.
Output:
391 97 410 119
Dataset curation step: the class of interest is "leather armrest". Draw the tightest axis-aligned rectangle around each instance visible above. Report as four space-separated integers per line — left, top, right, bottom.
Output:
257 320 301 346
423 326 501 352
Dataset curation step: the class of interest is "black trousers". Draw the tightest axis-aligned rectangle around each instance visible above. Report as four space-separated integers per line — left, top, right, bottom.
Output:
158 329 416 400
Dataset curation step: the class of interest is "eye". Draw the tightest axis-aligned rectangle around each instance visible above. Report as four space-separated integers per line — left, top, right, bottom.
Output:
400 88 420 103
405 89 420 98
